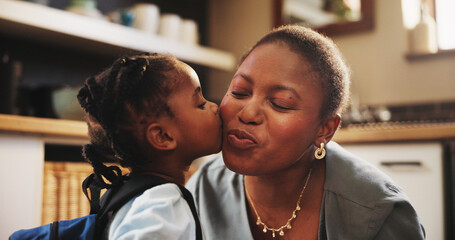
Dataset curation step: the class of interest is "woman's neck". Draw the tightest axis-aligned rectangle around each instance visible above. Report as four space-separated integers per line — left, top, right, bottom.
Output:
245 158 326 240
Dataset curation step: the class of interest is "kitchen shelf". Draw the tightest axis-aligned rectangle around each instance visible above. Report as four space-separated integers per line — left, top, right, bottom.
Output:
0 0 236 71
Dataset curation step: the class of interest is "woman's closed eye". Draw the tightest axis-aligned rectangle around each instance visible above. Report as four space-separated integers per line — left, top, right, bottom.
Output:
269 99 295 111
231 91 249 98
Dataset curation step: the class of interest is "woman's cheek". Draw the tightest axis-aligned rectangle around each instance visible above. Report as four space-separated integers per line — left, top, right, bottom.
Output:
271 116 305 139
220 96 237 121
219 93 230 111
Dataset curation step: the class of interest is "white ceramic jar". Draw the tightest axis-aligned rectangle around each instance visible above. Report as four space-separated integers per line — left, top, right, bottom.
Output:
158 13 182 40
179 19 199 44
131 3 160 34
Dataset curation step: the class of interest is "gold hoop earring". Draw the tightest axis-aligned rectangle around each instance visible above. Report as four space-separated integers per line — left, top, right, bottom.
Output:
314 142 326 159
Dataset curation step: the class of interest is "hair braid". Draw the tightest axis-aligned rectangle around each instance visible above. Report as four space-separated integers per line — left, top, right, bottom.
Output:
77 77 103 122
94 59 124 132
115 57 146 107
103 57 149 167
78 61 126 190
77 84 91 112
82 144 122 188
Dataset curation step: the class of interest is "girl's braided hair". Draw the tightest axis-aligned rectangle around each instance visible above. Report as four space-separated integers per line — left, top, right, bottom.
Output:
77 52 182 189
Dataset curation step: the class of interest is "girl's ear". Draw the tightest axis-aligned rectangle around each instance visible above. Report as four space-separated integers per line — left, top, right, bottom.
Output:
314 114 341 147
146 123 177 150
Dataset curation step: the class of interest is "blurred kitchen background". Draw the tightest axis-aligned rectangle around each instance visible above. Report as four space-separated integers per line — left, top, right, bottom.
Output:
0 0 454 239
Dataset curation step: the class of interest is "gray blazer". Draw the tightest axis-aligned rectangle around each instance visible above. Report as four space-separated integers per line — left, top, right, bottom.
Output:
186 142 425 239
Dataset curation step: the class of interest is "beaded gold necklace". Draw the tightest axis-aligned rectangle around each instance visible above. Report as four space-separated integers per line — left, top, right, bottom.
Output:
245 168 313 238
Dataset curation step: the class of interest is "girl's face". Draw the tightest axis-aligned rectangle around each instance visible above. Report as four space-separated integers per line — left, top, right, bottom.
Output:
220 43 325 176
168 62 222 160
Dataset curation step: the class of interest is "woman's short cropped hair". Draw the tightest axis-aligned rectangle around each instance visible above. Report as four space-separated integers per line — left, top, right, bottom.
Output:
241 25 350 120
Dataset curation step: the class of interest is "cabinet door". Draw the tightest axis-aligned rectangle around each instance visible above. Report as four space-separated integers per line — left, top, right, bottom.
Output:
0 134 44 239
342 142 444 240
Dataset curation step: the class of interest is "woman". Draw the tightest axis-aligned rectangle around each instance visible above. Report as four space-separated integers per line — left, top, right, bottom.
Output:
186 25 425 239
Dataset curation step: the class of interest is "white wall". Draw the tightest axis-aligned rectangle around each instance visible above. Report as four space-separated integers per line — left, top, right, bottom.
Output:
207 0 455 106
332 0 455 106
206 0 273 102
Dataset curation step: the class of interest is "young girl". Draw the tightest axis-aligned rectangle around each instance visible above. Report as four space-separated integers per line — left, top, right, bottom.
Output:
77 52 222 239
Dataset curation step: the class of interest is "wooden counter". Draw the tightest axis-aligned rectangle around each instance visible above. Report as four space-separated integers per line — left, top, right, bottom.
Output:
0 114 455 143
333 121 455 143
0 114 87 138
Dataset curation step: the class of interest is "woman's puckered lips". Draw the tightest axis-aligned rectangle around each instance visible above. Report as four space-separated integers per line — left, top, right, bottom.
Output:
226 128 258 149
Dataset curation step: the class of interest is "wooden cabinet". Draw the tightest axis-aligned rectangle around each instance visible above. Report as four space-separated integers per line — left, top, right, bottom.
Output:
0 115 88 239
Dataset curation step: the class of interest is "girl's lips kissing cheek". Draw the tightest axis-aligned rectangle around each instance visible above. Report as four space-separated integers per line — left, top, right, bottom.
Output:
226 129 258 149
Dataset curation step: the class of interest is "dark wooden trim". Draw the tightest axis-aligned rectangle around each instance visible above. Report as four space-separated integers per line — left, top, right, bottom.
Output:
274 0 375 36
272 0 283 28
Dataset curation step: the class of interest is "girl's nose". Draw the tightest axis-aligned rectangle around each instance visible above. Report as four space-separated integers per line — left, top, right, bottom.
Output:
209 101 219 114
238 100 263 125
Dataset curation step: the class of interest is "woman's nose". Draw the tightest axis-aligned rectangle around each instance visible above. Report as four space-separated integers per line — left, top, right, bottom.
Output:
238 100 263 125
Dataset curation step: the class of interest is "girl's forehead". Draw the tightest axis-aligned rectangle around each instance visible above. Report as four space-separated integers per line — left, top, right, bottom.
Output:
171 61 200 92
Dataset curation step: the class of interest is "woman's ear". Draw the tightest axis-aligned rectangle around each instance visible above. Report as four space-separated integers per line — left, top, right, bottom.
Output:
146 123 177 150
314 114 341 146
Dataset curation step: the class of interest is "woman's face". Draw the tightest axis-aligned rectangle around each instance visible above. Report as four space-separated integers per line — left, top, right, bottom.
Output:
220 43 325 176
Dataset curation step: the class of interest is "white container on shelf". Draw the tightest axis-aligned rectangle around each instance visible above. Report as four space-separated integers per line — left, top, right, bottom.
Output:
158 13 181 40
409 2 438 54
180 19 199 45
131 3 160 34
